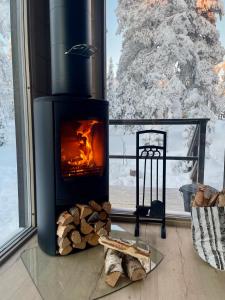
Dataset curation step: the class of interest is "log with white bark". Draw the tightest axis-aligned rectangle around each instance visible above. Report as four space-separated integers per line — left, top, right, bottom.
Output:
105 249 123 287
122 255 146 281
99 236 150 261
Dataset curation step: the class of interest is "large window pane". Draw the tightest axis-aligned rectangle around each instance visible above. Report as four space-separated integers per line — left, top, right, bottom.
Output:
0 0 32 250
107 0 225 215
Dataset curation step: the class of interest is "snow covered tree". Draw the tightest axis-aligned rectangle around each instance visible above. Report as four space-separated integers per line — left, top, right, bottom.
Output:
107 57 118 118
115 0 225 122
0 0 14 146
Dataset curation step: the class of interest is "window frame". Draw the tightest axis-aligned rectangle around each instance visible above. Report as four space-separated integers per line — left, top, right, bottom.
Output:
0 0 36 264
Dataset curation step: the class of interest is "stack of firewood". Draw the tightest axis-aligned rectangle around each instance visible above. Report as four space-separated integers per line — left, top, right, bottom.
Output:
56 201 111 255
192 185 225 207
99 236 151 287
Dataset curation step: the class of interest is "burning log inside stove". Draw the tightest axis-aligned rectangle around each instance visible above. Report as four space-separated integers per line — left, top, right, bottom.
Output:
56 201 111 255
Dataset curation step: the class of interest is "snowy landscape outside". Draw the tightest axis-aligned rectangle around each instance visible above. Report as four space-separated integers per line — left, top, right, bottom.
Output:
0 0 21 246
1 0 225 247
107 0 225 212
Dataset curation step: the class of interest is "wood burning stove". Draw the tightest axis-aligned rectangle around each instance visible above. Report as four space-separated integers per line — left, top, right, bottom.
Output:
33 0 108 255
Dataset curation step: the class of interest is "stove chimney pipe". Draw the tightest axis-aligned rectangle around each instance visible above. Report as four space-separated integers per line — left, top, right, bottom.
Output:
50 0 92 96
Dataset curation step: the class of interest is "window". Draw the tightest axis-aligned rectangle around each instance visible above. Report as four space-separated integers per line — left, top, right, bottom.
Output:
107 0 225 216
0 0 34 257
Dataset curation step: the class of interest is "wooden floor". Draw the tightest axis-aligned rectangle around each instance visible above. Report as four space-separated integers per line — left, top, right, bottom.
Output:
1 222 225 300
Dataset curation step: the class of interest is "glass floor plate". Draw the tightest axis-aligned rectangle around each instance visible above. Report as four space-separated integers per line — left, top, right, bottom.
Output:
21 225 163 300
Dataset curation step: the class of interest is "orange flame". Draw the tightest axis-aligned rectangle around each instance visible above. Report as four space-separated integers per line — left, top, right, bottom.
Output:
61 120 105 177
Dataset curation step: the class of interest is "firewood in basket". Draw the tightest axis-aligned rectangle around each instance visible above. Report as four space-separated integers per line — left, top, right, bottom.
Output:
99 236 151 261
86 233 99 246
59 245 73 256
218 192 225 207
57 224 75 238
97 227 108 237
208 192 220 207
105 249 123 287
193 190 205 207
99 211 108 221
89 200 102 212
80 218 94 235
57 211 74 226
57 237 71 249
69 207 80 225
102 201 112 214
123 254 146 281
87 211 100 223
69 230 81 244
73 237 86 250
94 220 105 232
76 204 93 219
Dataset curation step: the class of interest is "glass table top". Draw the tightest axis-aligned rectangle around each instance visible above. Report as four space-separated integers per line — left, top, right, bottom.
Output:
21 225 163 300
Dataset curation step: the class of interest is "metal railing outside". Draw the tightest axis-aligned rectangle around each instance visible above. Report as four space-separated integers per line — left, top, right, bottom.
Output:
109 118 210 184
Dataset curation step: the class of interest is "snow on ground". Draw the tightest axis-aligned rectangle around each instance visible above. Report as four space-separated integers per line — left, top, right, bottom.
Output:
0 121 21 247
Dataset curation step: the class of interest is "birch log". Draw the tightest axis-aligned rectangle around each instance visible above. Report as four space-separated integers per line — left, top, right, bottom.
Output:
105 249 123 287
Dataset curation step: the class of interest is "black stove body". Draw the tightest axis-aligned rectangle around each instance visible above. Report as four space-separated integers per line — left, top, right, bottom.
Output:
33 0 108 255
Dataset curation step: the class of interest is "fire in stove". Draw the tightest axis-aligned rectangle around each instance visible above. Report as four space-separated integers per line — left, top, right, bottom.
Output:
61 119 105 178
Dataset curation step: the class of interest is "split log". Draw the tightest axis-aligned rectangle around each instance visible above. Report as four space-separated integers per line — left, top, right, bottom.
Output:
208 192 220 207
123 255 146 281
59 245 73 256
70 230 81 244
87 211 99 223
99 211 108 221
94 221 105 232
89 200 102 212
218 192 225 207
69 207 80 225
97 227 108 237
99 236 150 261
73 237 87 250
76 204 93 219
57 237 71 249
57 224 75 238
105 249 123 287
86 233 99 246
80 218 93 235
137 257 151 274
193 190 205 207
57 211 74 226
102 201 112 214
